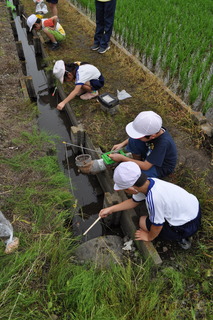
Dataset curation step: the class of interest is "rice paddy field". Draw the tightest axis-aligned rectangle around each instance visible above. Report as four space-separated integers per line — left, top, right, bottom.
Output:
72 0 213 114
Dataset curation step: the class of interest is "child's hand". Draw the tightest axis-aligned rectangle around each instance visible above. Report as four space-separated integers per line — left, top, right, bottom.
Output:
99 208 113 218
135 229 146 241
108 153 127 162
57 101 65 110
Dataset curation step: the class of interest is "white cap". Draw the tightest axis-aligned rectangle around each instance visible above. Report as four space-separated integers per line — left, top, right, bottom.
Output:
53 60 65 84
27 14 37 32
126 111 162 139
113 162 142 190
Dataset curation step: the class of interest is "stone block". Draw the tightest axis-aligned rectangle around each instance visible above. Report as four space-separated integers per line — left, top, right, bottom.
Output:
200 122 213 137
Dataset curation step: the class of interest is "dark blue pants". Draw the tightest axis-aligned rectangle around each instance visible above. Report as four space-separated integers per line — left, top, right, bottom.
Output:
146 207 202 242
94 0 116 49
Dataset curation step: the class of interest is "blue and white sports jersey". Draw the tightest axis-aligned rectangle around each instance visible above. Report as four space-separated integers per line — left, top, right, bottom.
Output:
75 64 101 85
132 178 199 226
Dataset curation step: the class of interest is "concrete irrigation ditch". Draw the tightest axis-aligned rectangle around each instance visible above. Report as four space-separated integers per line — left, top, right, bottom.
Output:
2 0 213 264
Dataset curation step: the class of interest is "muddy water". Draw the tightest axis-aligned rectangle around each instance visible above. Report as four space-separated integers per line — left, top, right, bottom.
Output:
13 15 109 239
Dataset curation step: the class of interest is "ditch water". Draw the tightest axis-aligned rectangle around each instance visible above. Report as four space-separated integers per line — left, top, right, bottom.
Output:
12 13 121 240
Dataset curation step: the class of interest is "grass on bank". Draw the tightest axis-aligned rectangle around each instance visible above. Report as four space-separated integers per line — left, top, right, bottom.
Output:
0 128 212 319
1 3 212 318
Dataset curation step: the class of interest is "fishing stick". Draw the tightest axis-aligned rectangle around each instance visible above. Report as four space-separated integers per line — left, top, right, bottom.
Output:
62 141 123 155
62 141 103 154
83 216 101 236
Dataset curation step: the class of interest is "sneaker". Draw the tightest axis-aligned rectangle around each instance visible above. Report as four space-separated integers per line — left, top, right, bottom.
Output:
178 238 191 250
98 46 110 54
51 43 60 51
44 40 52 45
80 91 99 100
91 44 100 51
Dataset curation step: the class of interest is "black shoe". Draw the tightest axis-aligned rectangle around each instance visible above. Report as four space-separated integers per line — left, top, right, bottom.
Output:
51 43 60 51
91 44 100 51
178 238 191 250
98 46 110 54
44 40 52 45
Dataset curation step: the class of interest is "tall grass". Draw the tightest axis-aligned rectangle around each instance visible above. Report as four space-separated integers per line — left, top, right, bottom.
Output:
74 0 213 113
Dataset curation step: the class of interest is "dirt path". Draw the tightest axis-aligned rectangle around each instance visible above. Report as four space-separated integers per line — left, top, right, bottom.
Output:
1 0 212 193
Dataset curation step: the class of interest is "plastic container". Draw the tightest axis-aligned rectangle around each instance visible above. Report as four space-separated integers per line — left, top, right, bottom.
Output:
75 154 92 173
90 159 106 174
101 150 126 165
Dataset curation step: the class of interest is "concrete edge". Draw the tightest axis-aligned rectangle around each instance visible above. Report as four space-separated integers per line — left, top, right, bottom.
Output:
19 78 30 100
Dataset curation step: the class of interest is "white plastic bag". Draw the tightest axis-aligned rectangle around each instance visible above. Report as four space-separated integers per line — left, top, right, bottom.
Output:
0 211 19 254
117 89 132 101
122 239 133 251
0 211 13 244
35 2 48 14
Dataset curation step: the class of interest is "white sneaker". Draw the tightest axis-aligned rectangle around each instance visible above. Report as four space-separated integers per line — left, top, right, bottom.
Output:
80 91 99 100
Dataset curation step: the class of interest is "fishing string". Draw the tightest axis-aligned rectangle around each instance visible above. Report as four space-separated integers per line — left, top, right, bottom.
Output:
64 142 75 195
62 141 104 154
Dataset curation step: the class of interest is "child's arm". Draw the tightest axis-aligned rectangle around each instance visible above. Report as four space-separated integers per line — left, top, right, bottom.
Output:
99 199 139 218
135 225 163 241
56 85 82 110
51 16 58 29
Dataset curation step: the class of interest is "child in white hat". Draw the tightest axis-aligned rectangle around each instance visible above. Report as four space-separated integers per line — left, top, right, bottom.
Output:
53 60 104 109
109 111 177 178
99 162 201 250
27 14 65 50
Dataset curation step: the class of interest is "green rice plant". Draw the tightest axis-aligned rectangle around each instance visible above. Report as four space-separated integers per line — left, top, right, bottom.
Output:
189 83 200 104
75 0 212 111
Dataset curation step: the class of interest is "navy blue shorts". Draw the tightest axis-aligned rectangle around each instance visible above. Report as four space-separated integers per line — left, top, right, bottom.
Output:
146 206 201 242
46 0 58 4
90 74 104 90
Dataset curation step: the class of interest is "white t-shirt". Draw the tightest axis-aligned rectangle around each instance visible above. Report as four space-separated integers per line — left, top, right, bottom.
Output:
132 178 199 226
75 64 101 85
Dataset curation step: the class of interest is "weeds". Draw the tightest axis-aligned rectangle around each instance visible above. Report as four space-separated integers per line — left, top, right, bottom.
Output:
1 2 212 320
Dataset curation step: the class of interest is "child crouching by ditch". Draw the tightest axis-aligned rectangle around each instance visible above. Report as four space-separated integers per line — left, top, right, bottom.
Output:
53 60 105 110
27 14 65 51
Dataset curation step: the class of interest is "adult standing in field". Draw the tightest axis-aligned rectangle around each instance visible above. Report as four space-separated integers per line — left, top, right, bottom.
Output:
109 111 177 178
91 0 116 54
99 162 201 249
53 60 105 110
46 0 58 16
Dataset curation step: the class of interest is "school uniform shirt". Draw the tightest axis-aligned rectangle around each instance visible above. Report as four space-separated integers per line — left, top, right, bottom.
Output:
132 178 199 226
127 128 177 178
75 64 101 85
146 129 177 177
41 18 66 36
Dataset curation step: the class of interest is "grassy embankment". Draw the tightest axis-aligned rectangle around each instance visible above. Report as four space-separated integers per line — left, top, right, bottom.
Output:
1 130 212 320
0 1 212 319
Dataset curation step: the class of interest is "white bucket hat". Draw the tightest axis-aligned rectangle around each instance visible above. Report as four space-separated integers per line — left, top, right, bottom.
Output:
27 14 37 32
126 111 162 139
53 60 66 84
113 162 142 190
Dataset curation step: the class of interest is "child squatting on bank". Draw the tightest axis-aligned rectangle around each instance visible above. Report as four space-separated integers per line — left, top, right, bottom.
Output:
99 162 201 249
53 60 105 110
109 111 177 178
27 14 65 51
